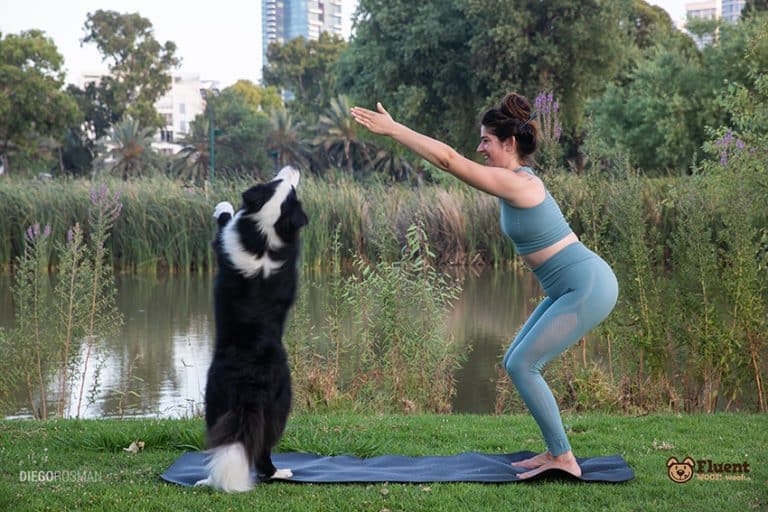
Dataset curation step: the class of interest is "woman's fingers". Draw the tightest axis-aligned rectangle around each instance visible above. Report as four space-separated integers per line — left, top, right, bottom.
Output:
351 106 380 129
351 104 393 135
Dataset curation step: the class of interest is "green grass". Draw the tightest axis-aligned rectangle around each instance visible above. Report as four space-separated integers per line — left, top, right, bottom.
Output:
1 413 765 511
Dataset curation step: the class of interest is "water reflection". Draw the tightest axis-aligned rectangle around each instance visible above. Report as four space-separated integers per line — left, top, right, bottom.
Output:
0 269 542 418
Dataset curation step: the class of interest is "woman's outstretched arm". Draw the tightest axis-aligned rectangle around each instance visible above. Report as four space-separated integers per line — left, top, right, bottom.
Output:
351 103 535 202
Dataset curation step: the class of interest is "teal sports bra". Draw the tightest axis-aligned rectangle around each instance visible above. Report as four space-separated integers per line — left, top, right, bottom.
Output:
499 167 573 255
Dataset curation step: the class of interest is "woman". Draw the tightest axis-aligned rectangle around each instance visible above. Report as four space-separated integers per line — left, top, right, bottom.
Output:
351 93 618 480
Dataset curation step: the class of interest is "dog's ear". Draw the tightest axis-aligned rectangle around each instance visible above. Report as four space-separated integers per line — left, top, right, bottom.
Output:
242 185 274 212
682 457 696 467
667 457 679 467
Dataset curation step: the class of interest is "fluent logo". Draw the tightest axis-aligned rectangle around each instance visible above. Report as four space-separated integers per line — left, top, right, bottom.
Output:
667 457 695 483
667 456 752 483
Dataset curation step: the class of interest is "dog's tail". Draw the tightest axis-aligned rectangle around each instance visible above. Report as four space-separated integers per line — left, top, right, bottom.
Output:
198 409 266 492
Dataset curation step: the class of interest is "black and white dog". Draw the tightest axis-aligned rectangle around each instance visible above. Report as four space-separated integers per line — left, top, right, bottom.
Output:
196 166 308 492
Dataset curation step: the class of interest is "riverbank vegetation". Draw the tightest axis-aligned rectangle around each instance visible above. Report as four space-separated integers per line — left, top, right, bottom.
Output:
1 146 766 416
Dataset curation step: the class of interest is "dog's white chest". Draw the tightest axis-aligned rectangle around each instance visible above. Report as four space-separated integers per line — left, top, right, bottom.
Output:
221 213 285 278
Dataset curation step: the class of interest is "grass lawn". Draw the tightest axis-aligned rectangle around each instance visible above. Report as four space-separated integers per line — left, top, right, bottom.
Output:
0 413 765 511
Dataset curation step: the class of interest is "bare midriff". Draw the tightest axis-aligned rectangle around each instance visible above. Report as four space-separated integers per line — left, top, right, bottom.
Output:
521 232 580 270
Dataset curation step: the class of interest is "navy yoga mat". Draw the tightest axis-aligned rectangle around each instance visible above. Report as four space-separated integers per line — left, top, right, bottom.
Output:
161 451 634 485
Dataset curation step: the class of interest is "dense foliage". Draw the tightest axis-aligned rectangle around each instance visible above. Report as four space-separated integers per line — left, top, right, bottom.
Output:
1 3 765 178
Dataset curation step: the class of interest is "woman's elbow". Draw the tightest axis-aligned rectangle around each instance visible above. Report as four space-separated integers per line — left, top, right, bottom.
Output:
438 150 459 173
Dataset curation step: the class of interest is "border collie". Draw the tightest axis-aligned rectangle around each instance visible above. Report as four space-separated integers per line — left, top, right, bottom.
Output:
195 166 308 492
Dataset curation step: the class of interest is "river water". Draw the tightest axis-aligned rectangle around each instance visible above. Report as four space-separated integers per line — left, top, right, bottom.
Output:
1 269 555 418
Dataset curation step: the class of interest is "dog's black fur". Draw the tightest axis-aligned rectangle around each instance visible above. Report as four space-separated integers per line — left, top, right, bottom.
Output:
199 167 307 491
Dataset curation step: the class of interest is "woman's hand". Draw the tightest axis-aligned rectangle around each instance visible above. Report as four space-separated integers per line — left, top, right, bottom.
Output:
350 102 397 136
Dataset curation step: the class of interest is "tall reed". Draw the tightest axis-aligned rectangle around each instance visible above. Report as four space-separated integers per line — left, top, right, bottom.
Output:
284 222 464 414
1 166 766 413
667 181 728 411
0 186 123 419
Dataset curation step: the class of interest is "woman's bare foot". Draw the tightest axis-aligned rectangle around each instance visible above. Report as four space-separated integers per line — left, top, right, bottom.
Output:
510 451 553 469
516 451 582 480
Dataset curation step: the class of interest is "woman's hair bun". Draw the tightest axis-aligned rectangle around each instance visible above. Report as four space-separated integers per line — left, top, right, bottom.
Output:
501 92 533 123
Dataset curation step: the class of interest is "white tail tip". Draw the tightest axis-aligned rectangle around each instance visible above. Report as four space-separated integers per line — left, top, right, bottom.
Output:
197 443 253 492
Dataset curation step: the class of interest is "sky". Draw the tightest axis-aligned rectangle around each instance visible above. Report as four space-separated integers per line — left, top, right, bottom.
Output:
647 0 689 23
2 1 686 89
0 0 358 88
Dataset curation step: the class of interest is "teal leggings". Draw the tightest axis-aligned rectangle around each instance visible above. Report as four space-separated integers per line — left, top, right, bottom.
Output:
503 242 618 456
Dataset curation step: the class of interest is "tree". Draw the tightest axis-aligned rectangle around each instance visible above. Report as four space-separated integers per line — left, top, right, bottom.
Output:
81 10 181 129
96 117 160 180
465 0 630 158
338 0 629 162
267 108 312 171
371 149 414 182
312 96 370 175
587 12 764 173
744 0 768 16
203 90 273 178
337 0 476 153
0 30 79 174
263 32 348 114
627 0 679 50
172 117 211 184
61 81 124 176
588 47 714 172
227 80 283 115
175 84 281 183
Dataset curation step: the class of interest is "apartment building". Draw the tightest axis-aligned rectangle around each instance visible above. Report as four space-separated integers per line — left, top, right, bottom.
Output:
154 74 219 154
262 0 348 67
685 0 745 21
720 0 747 22
79 72 218 155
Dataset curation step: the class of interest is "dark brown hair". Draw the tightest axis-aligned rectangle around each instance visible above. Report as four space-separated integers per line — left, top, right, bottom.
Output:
480 92 540 165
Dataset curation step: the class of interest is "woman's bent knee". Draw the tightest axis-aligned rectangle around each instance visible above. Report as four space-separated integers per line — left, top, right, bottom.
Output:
504 352 533 380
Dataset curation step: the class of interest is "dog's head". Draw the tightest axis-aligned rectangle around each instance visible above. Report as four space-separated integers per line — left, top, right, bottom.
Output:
219 166 308 278
241 166 308 245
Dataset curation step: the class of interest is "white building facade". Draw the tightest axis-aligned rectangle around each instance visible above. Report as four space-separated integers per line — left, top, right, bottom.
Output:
79 72 218 155
685 0 746 22
154 74 219 154
684 0 745 47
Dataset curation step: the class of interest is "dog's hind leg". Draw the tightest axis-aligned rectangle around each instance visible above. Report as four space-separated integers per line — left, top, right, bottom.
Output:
271 468 293 480
255 451 293 480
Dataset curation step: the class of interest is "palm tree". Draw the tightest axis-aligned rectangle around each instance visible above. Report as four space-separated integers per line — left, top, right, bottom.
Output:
372 149 415 182
172 117 210 184
95 117 159 180
313 95 369 175
267 107 312 171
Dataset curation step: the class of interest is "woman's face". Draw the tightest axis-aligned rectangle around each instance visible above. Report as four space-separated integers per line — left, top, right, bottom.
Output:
477 126 514 168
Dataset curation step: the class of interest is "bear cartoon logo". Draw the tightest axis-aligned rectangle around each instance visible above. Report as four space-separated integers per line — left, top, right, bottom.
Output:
667 457 695 483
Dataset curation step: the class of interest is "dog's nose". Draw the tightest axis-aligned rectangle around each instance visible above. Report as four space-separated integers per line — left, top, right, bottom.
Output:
276 166 300 188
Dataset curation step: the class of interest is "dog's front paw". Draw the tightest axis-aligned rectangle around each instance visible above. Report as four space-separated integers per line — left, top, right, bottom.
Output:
271 468 293 480
194 477 211 487
213 201 235 219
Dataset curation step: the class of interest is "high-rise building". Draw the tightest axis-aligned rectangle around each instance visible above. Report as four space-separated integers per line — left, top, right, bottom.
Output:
685 0 745 22
720 0 746 22
685 0 745 47
262 1 347 67
686 0 719 20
